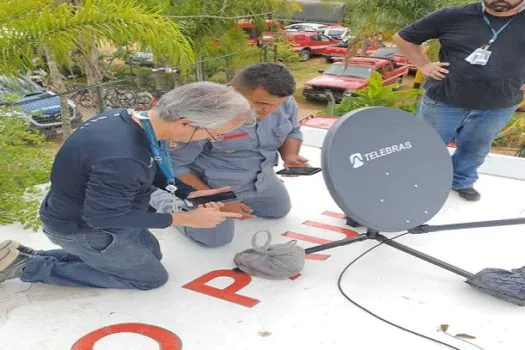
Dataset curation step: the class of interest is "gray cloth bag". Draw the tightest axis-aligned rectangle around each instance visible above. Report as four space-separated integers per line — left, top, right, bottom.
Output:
466 265 525 306
150 189 175 213
149 189 191 213
234 231 305 279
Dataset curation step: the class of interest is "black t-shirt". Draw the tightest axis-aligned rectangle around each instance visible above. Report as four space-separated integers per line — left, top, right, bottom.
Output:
40 109 172 233
399 3 525 110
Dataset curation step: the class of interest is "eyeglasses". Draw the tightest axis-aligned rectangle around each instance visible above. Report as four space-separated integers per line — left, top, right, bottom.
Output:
170 127 198 152
202 128 225 142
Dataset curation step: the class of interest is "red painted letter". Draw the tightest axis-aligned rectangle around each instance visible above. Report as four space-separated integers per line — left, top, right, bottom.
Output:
322 211 346 219
182 269 259 308
304 221 359 239
72 323 182 350
282 231 331 261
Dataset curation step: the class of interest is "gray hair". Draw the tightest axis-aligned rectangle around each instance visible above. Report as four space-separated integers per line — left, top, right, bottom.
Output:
154 81 255 128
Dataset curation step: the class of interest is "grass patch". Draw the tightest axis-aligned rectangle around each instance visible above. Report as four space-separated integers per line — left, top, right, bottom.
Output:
287 58 330 104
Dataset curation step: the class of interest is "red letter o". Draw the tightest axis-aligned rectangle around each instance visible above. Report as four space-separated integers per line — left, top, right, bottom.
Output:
72 323 182 350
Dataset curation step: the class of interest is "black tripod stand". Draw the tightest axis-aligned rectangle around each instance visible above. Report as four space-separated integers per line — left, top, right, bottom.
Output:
306 217 525 281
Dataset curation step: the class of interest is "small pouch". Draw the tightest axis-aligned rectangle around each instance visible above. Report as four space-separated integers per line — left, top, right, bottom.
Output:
233 231 305 280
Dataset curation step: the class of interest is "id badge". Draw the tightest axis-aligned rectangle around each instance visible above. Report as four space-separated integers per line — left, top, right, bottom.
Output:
465 47 492 66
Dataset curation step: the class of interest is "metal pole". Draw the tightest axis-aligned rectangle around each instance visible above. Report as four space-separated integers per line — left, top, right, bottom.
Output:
375 234 474 278
305 234 369 254
409 217 525 234
96 85 104 113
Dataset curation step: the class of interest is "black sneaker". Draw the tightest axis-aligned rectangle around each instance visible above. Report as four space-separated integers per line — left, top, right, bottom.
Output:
0 248 32 283
454 188 481 201
0 240 37 255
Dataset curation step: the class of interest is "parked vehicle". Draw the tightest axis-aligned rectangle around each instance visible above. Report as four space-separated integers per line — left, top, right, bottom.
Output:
286 31 341 61
238 20 283 46
319 39 385 63
0 75 82 136
371 47 416 73
126 51 154 67
285 22 328 32
303 57 409 102
323 26 352 41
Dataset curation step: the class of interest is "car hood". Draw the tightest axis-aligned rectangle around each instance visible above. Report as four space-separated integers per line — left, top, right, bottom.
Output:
305 74 367 90
16 93 61 116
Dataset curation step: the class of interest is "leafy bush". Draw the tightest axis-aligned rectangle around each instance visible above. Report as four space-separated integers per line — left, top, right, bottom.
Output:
325 71 421 116
204 27 261 81
0 109 52 230
493 113 525 148
208 71 227 84
269 35 300 63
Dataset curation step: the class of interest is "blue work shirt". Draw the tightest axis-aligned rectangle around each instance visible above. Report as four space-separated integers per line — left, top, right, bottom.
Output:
170 97 303 193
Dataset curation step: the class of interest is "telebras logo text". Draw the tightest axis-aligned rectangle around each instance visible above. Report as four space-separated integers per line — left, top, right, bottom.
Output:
350 142 412 169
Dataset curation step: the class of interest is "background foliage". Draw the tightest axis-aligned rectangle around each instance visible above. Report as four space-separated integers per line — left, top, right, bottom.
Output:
0 109 52 230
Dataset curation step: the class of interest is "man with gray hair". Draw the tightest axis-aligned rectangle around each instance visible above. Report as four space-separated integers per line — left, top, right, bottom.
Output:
0 82 253 290
152 63 307 247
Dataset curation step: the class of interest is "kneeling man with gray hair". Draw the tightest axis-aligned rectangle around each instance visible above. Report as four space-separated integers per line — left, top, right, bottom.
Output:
0 82 254 290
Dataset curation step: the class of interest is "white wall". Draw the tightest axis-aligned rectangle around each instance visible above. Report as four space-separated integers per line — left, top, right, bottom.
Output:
301 126 525 181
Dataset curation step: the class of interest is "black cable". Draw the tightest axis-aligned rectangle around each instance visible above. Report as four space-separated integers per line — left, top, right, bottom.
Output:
337 232 462 350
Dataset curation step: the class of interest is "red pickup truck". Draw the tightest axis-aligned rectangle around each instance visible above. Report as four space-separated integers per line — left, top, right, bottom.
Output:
319 39 385 63
302 57 409 102
286 31 342 61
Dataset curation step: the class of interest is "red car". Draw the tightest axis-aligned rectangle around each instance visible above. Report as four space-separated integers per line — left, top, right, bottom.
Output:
286 31 341 61
303 57 409 102
319 39 385 63
237 19 282 46
371 47 417 72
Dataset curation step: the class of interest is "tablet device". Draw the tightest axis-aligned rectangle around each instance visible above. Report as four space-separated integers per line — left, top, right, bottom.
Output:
276 167 322 176
185 191 238 206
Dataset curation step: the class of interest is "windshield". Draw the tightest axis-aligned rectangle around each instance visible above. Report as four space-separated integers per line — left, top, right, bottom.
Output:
371 47 399 59
326 29 344 36
324 64 374 79
0 76 44 97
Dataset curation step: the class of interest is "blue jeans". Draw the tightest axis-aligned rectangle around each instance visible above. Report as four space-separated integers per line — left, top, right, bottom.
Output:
172 176 291 247
418 94 517 190
21 226 169 290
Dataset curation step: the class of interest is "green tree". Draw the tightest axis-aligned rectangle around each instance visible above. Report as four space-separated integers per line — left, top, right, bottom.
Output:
168 0 298 80
204 27 261 82
344 0 446 55
0 0 193 138
0 108 53 230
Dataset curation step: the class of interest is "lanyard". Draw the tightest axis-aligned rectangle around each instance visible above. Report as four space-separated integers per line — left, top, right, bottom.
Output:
134 110 177 194
481 8 516 46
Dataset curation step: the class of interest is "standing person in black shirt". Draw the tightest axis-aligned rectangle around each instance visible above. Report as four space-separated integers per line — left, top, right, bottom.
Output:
0 82 254 290
394 0 525 201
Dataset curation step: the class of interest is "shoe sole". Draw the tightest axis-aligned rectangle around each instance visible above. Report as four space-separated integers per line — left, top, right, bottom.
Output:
452 190 480 202
0 248 19 272
0 240 36 255
0 240 18 251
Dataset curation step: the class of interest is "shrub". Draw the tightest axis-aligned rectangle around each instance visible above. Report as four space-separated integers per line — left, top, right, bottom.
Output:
325 71 421 116
0 109 52 230
269 37 300 63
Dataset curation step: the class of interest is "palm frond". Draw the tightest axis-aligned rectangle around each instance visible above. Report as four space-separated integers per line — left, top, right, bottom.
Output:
0 0 194 73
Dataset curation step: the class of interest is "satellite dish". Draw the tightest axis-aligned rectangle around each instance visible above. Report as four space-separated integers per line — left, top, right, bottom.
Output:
236 106 525 307
321 107 453 232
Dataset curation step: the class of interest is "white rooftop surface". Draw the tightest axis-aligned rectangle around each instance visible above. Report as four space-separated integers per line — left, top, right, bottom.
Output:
1 131 525 350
